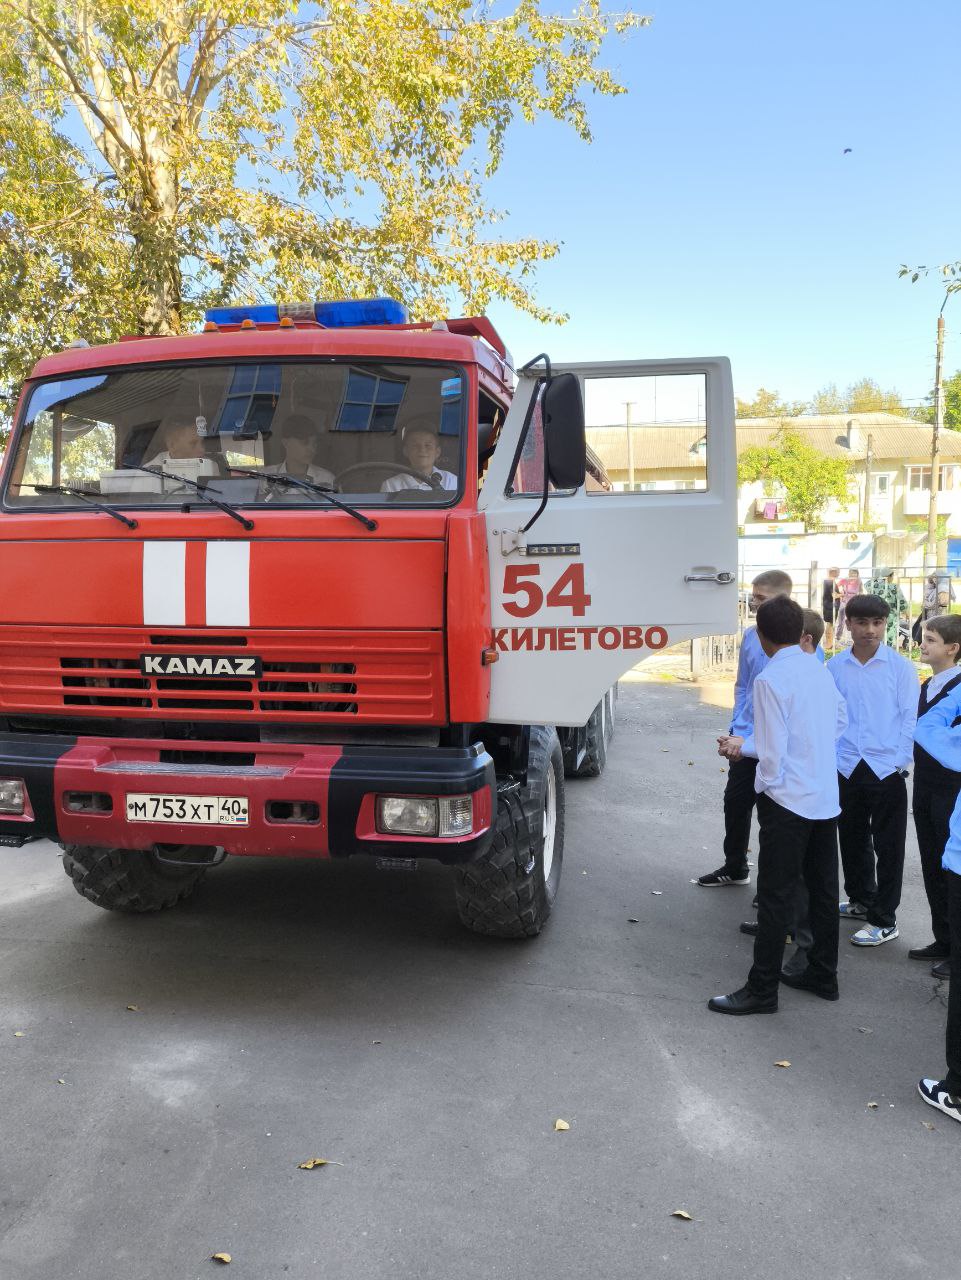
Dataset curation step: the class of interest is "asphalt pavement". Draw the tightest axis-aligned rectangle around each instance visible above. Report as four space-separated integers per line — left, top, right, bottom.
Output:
1 674 958 1279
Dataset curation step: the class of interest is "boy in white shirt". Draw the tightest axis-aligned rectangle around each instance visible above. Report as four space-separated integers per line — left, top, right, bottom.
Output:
827 593 918 947
709 596 847 1015
381 426 457 493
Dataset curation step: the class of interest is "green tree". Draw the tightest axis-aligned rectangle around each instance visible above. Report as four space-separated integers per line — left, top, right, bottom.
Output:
912 369 961 430
735 387 805 419
844 377 904 414
0 0 648 391
738 427 854 530
810 382 845 414
809 377 904 415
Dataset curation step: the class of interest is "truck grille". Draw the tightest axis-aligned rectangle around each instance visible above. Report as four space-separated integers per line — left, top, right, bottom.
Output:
0 628 445 724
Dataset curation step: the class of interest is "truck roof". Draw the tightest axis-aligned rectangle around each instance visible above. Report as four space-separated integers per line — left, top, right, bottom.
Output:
28 320 515 398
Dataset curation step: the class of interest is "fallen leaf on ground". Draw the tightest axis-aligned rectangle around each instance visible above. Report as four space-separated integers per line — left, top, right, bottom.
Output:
670 1210 693 1221
372 1039 382 1044
126 1005 140 1012
651 890 663 896
774 1060 791 1069
13 1031 24 1037
867 1101 879 1109
553 1119 570 1132
57 1079 65 1085
858 1026 873 1034
922 1121 935 1130
298 1158 336 1169
628 917 639 923
211 1253 232 1264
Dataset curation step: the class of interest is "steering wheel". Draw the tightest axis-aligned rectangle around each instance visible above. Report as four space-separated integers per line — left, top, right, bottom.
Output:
334 461 432 489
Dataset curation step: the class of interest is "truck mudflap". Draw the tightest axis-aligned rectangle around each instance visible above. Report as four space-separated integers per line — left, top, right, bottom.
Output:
0 735 496 864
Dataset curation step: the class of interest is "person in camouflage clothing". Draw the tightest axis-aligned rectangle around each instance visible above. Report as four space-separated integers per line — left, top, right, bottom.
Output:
868 568 909 648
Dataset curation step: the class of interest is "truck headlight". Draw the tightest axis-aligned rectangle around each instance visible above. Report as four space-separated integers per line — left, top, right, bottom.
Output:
0 778 25 815
377 796 438 836
438 796 473 837
375 795 474 838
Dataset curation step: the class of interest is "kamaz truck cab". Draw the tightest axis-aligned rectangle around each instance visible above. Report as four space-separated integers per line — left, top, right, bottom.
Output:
0 298 737 936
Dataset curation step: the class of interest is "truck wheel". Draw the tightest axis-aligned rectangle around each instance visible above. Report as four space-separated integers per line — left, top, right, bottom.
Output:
570 695 608 778
454 726 564 938
61 844 207 913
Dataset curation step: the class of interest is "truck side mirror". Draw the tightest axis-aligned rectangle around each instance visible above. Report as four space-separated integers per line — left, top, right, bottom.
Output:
542 373 586 490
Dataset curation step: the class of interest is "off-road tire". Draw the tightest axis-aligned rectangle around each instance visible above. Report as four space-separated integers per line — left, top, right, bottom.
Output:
454 726 564 938
61 844 207 913
570 684 617 778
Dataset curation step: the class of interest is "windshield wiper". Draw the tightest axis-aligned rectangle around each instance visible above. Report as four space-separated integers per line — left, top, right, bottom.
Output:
130 466 254 531
229 468 378 531
34 484 138 529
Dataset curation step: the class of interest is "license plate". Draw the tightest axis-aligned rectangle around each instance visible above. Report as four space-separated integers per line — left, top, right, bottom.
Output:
125 793 249 826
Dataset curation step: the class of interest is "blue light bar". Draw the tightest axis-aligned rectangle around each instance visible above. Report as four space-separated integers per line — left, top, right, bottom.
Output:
203 298 409 329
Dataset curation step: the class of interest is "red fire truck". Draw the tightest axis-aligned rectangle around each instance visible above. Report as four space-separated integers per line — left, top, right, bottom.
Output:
0 299 736 936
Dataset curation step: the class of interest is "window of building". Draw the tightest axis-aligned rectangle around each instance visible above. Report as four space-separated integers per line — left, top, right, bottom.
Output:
335 368 407 431
871 473 891 495
907 464 961 492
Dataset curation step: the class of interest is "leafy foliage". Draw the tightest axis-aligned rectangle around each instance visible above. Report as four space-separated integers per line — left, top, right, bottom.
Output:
737 427 854 530
734 387 805 419
912 368 961 431
0 0 648 391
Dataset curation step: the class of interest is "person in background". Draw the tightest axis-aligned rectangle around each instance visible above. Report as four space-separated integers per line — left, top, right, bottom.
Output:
696 570 793 888
146 419 208 465
834 567 862 645
262 414 335 488
708 596 847 1015
911 615 961 979
381 426 457 493
868 567 909 648
822 567 841 649
829 593 918 948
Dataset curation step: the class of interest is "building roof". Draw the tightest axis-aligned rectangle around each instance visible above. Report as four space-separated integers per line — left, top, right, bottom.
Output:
585 412 961 472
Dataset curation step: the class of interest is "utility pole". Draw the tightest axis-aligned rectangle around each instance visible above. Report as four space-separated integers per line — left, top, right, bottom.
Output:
863 432 873 528
623 401 636 492
926 302 948 572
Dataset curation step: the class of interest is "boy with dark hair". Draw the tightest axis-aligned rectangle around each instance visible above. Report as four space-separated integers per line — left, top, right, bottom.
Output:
914 676 961 1124
697 569 793 888
725 606 826 971
910 614 961 976
828 593 918 947
709 596 847 1014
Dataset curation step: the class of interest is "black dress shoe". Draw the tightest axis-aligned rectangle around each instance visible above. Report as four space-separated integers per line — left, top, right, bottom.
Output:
932 959 951 980
708 985 777 1015
779 968 840 1001
909 941 951 961
739 920 758 936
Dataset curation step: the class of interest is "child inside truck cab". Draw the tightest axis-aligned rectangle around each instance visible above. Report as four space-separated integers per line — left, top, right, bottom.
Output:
381 425 457 493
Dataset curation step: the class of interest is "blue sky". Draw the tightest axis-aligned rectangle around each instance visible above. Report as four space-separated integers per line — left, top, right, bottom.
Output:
483 0 961 410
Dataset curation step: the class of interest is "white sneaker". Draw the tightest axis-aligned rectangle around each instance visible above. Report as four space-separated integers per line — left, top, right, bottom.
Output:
918 1078 961 1124
851 924 899 947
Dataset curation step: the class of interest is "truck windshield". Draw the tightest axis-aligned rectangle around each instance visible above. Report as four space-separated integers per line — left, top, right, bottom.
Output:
4 360 465 511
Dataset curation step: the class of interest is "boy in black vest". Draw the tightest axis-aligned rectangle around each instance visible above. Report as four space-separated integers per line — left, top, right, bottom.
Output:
911 614 961 976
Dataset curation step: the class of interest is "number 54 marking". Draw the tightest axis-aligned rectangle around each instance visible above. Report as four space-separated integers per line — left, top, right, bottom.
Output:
502 563 592 618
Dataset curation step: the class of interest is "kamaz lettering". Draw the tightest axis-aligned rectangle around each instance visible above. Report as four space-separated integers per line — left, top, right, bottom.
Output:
139 655 262 678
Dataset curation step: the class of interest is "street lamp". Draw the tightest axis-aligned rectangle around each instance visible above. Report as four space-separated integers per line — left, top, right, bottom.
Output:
925 292 951 572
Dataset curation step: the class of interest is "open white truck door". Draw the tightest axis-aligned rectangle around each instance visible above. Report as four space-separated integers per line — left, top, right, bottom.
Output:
479 358 738 726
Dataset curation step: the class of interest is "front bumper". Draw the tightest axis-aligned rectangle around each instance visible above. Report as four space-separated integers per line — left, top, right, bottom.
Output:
0 734 495 864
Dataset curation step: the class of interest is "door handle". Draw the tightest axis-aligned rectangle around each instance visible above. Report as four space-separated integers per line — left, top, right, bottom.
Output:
684 570 735 584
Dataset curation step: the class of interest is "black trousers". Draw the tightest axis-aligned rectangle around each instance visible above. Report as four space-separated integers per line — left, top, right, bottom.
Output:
945 871 961 1095
837 761 908 929
747 793 840 999
722 755 758 874
912 780 958 950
